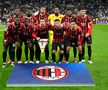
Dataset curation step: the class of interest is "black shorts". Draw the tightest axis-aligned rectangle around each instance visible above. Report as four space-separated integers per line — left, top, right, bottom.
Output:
3 40 15 51
52 42 64 51
66 40 78 47
26 38 35 44
82 36 92 45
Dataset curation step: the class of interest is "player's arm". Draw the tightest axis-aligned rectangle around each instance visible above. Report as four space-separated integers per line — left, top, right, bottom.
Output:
32 25 40 40
8 16 14 23
22 24 27 35
86 22 93 36
29 24 34 39
86 16 93 37
77 27 82 46
6 23 14 34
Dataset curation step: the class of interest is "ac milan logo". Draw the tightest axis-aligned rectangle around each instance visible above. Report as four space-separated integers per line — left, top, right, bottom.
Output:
32 66 69 81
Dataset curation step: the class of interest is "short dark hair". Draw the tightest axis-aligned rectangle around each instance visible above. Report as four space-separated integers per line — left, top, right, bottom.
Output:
40 6 46 9
67 8 72 11
80 7 86 10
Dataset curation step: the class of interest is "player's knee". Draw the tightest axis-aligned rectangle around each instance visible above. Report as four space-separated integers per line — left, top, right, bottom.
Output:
78 47 82 54
28 43 33 48
66 47 70 53
3 49 7 53
52 50 55 54
60 50 64 54
3 47 7 52
11 48 15 52
79 49 82 54
87 44 91 46
66 49 69 54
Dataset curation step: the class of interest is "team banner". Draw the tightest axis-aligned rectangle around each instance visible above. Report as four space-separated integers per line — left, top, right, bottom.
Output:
7 63 95 87
38 39 48 53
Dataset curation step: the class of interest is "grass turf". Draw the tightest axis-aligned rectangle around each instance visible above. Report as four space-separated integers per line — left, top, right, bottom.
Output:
0 24 108 90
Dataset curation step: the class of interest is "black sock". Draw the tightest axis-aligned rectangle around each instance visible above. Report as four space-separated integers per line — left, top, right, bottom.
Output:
11 50 15 62
73 47 77 58
9 46 11 60
30 47 34 61
88 46 91 60
16 47 22 61
35 41 41 61
64 46 66 59
65 53 69 61
59 53 63 62
3 51 7 63
36 48 41 61
79 53 82 62
82 46 85 59
25 46 28 61
52 53 55 62
10 44 15 62
45 45 49 60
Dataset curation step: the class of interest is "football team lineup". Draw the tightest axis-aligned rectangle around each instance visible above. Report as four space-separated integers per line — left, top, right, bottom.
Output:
0 3 108 90
0 6 95 87
2 6 93 68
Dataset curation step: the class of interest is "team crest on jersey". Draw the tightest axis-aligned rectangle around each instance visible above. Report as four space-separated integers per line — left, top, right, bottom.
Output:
81 23 86 26
32 66 69 81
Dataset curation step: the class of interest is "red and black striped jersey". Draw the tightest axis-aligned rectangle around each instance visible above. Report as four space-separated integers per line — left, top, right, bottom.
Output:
9 14 26 24
29 15 38 24
34 23 51 39
8 22 26 41
51 24 67 42
77 15 92 36
4 22 25 42
35 12 49 24
25 23 34 39
62 15 76 25
66 26 82 46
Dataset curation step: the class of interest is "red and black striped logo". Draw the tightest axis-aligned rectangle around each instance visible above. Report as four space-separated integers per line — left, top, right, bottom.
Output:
32 66 69 81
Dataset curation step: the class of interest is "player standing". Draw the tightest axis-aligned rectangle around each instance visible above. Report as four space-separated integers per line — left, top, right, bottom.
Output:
7 8 26 64
51 19 66 63
8 8 25 23
24 18 35 63
2 19 18 68
32 19 50 63
15 18 26 63
33 6 49 63
65 21 82 63
62 9 78 62
35 6 49 24
77 7 93 64
48 7 64 45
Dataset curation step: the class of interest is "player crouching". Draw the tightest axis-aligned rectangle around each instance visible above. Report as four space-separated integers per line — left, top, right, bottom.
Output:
65 20 82 63
2 24 16 68
24 17 35 64
51 19 66 63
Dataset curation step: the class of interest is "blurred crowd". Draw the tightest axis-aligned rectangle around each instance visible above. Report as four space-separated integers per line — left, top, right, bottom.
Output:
0 0 108 22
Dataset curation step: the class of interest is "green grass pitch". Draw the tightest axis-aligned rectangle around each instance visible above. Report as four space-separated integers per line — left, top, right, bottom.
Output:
0 24 108 90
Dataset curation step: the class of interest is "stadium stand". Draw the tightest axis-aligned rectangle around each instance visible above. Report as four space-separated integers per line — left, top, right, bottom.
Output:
0 0 108 23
